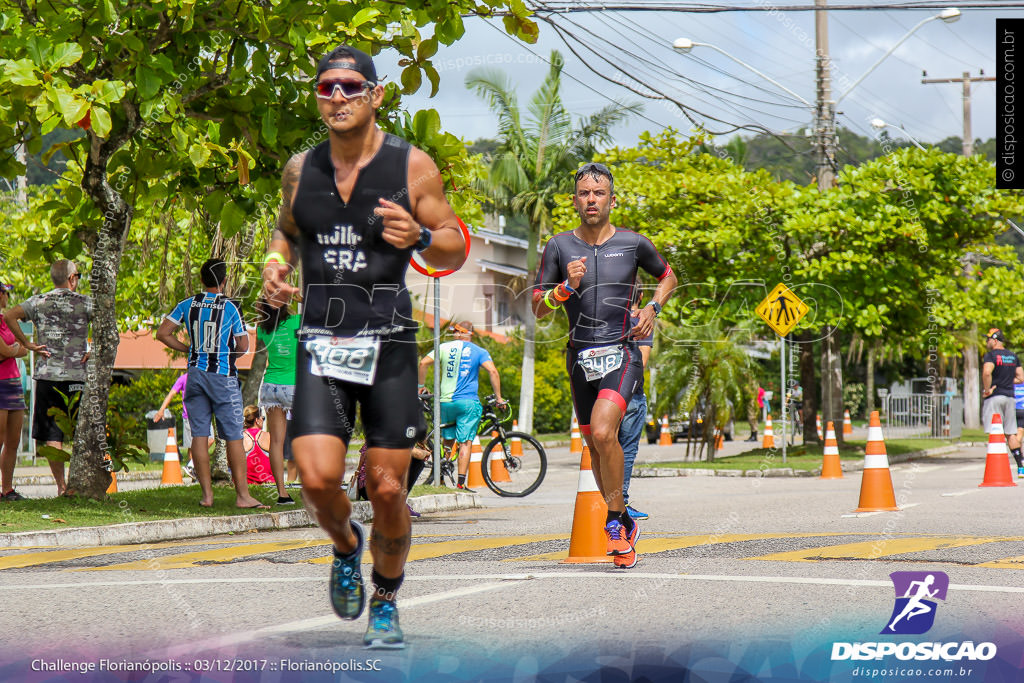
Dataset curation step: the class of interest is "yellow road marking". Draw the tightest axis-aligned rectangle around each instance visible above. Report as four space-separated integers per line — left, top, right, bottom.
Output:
974 555 1024 569
82 539 332 571
0 539 247 571
508 533 858 562
747 536 1020 562
307 534 571 564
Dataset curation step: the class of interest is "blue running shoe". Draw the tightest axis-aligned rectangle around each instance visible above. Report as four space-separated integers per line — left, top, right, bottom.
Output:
329 521 365 620
363 598 405 649
626 505 649 520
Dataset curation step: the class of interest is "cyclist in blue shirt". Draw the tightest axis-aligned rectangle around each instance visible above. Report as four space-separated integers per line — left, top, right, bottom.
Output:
418 320 505 490
157 258 268 510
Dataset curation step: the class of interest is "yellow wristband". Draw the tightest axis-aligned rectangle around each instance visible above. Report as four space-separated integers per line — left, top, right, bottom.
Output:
264 251 288 268
543 290 561 310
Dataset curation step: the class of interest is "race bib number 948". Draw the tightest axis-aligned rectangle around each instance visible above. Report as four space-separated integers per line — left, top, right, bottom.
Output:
306 335 381 385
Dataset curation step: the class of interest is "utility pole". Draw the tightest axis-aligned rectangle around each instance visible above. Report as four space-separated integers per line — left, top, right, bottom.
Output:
921 71 994 430
921 71 995 156
814 0 836 190
15 143 27 205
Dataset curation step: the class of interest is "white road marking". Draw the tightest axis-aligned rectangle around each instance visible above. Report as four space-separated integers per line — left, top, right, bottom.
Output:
942 489 981 497
841 503 918 518
954 465 980 472
5 572 1022 595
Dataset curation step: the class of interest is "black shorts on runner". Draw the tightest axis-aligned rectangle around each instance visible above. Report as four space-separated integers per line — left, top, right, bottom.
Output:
1016 409 1024 429
33 378 85 443
291 332 426 449
566 341 645 432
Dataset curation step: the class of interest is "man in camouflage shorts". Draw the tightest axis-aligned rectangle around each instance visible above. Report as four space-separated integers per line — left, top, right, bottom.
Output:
5 260 92 496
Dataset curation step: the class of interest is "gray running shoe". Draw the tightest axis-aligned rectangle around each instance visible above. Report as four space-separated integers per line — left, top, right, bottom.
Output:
363 598 404 649
329 521 365 620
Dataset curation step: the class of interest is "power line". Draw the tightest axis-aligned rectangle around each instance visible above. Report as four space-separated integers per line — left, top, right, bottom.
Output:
515 2 1024 15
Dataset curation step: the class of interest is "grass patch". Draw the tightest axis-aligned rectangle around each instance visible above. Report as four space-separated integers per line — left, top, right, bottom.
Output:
648 437 959 472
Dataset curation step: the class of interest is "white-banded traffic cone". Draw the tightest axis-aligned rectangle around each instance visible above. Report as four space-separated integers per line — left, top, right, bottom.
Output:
658 415 672 446
570 412 583 455
843 409 854 436
816 414 823 441
979 413 1017 487
854 411 899 512
489 429 511 483
761 414 775 448
562 445 613 564
511 420 523 456
161 427 183 485
466 434 486 488
820 421 843 479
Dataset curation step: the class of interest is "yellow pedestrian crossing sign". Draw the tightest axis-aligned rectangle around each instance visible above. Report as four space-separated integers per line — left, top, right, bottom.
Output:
756 283 809 337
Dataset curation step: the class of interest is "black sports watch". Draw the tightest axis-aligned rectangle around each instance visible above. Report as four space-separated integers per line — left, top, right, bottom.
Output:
648 301 662 317
415 226 432 252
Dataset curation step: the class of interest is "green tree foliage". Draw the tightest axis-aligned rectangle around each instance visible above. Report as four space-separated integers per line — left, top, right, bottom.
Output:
0 0 538 498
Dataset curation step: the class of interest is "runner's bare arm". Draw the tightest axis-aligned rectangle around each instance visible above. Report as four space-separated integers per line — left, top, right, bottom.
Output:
264 153 305 307
155 318 190 353
234 332 250 356
376 147 465 271
631 267 677 340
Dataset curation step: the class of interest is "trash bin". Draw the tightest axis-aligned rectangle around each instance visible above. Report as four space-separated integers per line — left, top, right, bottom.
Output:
146 410 176 462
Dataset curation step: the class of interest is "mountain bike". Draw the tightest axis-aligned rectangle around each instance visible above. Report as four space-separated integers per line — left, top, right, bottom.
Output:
419 393 547 497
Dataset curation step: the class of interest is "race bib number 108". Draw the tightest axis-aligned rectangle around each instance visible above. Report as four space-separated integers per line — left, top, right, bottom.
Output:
306 335 381 385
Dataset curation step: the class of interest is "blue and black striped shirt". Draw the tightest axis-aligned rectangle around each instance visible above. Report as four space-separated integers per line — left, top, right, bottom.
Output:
166 293 246 376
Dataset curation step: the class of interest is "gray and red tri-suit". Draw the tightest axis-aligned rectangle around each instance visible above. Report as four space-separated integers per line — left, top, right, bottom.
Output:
533 228 672 436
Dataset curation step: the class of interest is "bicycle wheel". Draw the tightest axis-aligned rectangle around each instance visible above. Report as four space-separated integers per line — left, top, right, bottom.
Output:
481 432 547 497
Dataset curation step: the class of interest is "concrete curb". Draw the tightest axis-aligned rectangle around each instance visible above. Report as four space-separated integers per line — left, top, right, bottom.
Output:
0 493 481 549
13 471 164 487
633 443 979 479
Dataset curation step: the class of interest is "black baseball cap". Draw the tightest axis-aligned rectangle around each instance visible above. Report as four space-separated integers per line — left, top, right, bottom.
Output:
987 328 1006 343
316 46 377 83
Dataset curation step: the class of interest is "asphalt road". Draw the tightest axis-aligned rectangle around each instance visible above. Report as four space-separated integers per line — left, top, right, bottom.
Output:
1 441 1022 682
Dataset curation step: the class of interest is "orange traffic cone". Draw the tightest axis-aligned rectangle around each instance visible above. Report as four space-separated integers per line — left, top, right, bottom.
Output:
511 420 523 456
816 414 823 440
761 414 775 448
820 421 843 479
843 409 853 435
570 412 583 455
466 434 486 488
854 411 899 512
562 445 613 564
104 454 118 493
489 430 511 483
979 413 1017 487
714 428 724 450
658 415 672 446
161 427 184 485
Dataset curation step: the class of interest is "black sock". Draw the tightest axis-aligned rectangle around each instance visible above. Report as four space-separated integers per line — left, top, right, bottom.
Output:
372 569 403 602
606 511 619 526
458 474 467 487
1012 448 1023 468
620 512 635 535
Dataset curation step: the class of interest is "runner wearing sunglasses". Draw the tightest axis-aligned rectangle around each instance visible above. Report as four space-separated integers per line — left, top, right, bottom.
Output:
261 45 467 649
532 162 676 569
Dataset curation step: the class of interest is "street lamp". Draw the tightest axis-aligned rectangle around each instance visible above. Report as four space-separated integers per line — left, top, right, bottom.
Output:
672 37 813 109
869 118 926 150
836 8 961 104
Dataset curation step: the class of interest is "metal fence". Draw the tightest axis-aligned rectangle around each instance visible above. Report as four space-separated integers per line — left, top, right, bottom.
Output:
881 394 962 439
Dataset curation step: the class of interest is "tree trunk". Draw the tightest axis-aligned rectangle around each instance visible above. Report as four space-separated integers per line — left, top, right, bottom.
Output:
963 331 980 430
798 331 818 443
68 164 133 498
865 342 876 416
821 327 845 447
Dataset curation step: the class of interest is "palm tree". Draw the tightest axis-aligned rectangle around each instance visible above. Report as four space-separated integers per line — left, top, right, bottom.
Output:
654 323 752 461
466 51 639 432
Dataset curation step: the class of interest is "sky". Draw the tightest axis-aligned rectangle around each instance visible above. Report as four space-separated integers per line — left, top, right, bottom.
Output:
374 4 1005 151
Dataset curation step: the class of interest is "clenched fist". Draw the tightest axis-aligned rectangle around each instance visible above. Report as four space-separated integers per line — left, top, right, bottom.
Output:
567 256 587 290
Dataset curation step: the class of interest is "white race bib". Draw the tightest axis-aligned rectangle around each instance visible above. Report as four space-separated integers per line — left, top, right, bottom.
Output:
578 345 624 382
305 335 381 385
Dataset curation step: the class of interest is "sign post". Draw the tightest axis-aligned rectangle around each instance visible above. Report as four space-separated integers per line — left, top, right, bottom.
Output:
756 283 810 464
410 218 471 486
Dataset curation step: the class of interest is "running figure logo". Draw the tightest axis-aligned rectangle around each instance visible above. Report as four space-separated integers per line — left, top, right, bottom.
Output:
881 571 949 635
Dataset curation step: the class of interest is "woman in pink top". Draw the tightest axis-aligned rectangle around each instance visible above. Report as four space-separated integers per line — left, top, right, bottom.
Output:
242 405 274 484
0 283 29 501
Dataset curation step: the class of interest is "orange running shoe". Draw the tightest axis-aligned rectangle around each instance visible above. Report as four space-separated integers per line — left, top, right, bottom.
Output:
604 519 639 556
